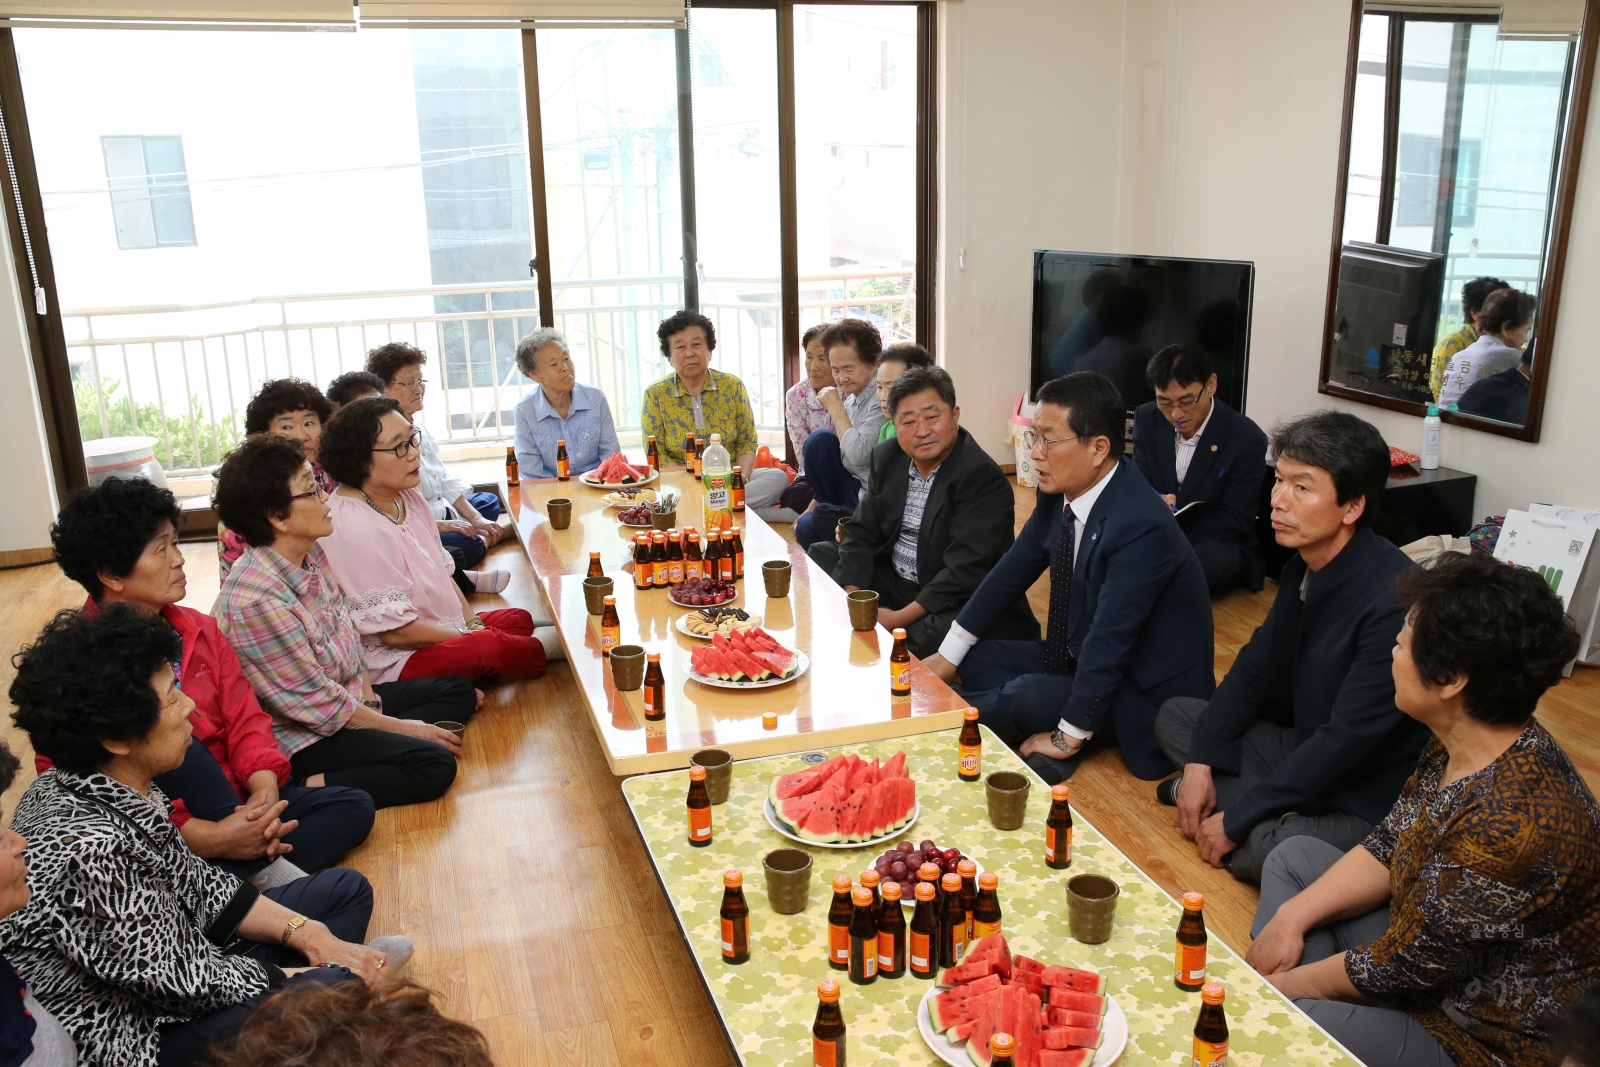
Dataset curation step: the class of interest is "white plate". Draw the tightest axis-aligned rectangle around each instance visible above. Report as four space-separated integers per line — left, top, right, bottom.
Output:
685 649 809 690
675 611 763 640
918 982 1127 1067
601 488 659 507
618 519 655 529
579 469 660 489
668 587 740 609
763 794 920 850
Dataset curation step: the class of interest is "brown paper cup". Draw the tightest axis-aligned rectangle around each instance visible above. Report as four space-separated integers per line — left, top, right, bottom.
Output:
762 560 792 598
436 720 466 739
762 848 813 914
691 748 733 805
610 644 645 691
847 589 879 631
652 509 676 531
547 498 572 530
583 576 614 615
1066 874 1121 944
985 771 1030 830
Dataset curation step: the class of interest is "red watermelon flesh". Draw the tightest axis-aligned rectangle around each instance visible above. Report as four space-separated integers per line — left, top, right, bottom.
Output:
1041 967 1106 995
949 1019 981 1043
1038 1051 1094 1067
936 959 993 987
845 758 875 793
772 767 822 800
711 632 732 654
928 982 1001 1030
731 650 772 681
1046 990 1106 1017
780 792 820 827
1043 1027 1102 1050
746 627 781 651
929 973 1001 1013
868 779 899 837
967 984 1021 1067
966 933 1012 980
881 751 907 779
1047 1007 1102 1030
801 775 849 842
1016 990 1043 1067
1010 970 1046 997
837 785 871 842
1013 955 1044 975
753 650 795 677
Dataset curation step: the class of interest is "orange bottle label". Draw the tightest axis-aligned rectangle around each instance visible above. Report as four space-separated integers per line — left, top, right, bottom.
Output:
668 561 684 583
688 805 712 842
557 457 569 478
735 550 744 576
601 626 619 654
719 556 734 581
636 563 654 588
892 664 911 692
643 689 657 716
909 931 931 972
877 930 897 969
958 744 981 776
814 1037 839 1067
720 917 740 957
1191 1037 1228 1067
1176 941 1207 984
829 923 849 964
1045 828 1071 863
973 919 1002 939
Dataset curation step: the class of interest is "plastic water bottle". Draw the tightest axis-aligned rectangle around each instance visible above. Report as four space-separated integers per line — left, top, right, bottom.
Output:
1421 405 1441 471
701 432 733 529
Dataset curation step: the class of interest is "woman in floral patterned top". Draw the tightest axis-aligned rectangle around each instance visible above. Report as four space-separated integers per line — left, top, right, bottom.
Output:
1248 551 1594 1067
784 325 836 469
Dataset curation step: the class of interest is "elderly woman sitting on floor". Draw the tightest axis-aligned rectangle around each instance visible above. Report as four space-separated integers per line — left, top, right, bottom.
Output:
4 606 411 1067
1247 551 1597 1067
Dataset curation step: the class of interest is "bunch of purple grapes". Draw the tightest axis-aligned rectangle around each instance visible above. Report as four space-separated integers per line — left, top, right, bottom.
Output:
873 838 971 900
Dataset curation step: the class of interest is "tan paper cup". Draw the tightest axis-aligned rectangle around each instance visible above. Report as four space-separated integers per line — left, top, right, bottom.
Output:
762 559 792 598
583 576 614 615
547 498 572 530
847 589 879 631
651 509 676 531
691 748 733 805
762 848 813 914
985 771 1030 830
610 644 645 691
436 720 466 739
1066 874 1121 944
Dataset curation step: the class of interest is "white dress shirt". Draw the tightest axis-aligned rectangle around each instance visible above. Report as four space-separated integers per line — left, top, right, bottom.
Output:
415 422 473 521
1173 399 1216 486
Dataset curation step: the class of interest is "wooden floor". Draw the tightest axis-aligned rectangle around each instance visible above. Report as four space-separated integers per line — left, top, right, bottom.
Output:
0 484 1596 1066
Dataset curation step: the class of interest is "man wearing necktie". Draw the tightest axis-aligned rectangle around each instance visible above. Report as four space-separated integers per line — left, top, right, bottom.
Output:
923 373 1214 783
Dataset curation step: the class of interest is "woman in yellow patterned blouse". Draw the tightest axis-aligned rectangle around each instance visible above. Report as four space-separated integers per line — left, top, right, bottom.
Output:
1247 551 1594 1067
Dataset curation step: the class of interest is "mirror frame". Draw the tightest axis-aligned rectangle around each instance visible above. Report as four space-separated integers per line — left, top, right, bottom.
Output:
1318 0 1600 442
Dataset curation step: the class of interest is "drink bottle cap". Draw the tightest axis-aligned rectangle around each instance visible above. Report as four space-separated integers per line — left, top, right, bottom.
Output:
957 859 977 877
941 873 961 891
710 433 722 441
919 863 941 881
557 439 566 445
723 869 742 888
647 652 660 663
669 528 679 536
649 434 656 441
882 881 903 901
688 765 706 781
977 872 998 890
603 595 615 604
915 881 936 901
1201 981 1225 1004
723 530 733 539
817 979 840 1002
654 532 666 541
1183 891 1204 910
832 875 853 893
590 550 600 557
963 707 979 721
852 887 874 906
893 628 907 638
762 712 778 729
859 870 880 887
1051 783 1070 800
990 1033 1015 1057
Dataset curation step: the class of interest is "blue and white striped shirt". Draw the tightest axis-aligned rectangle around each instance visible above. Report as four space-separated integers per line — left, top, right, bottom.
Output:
891 463 940 582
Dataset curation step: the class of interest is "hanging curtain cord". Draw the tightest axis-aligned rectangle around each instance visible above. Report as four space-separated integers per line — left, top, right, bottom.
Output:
0 96 45 316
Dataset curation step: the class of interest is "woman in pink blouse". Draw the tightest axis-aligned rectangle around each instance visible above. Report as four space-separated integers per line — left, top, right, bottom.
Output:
316 397 555 684
784 323 837 467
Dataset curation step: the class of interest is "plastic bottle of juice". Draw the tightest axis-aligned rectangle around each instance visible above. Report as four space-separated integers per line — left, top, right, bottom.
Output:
702 433 733 529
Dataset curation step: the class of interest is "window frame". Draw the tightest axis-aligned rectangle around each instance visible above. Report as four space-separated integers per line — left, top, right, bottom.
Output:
100 133 198 250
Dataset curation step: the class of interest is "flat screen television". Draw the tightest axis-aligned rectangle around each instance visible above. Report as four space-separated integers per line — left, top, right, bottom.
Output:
1327 241 1445 404
1031 251 1254 412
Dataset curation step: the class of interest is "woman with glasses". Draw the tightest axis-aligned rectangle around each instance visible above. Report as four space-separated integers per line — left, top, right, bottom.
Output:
47 475 376 884
316 398 555 690
213 434 480 810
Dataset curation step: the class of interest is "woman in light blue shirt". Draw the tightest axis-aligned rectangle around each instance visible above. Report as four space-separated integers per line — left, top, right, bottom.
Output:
512 328 621 480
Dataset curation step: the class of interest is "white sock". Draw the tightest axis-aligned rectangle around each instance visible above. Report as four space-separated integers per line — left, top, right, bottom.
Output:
534 625 565 662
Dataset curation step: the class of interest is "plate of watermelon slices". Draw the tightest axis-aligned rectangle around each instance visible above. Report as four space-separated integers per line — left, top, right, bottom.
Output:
764 751 920 848
917 935 1127 1067
685 628 809 690
579 453 660 488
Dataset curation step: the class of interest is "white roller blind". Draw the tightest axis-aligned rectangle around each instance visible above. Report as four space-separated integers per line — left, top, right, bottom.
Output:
0 0 687 25
0 0 355 23
1366 2 1500 13
1500 0 1585 38
358 0 684 22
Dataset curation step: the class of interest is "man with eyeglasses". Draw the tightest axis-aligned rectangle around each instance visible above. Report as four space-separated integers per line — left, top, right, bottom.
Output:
1132 344 1268 595
922 372 1214 784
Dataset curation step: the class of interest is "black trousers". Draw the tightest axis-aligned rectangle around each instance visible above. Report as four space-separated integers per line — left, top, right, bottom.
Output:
1193 540 1245 595
153 739 375 877
156 867 373 1067
288 676 476 809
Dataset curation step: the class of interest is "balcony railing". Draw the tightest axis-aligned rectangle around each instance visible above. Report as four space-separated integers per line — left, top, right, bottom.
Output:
64 269 915 476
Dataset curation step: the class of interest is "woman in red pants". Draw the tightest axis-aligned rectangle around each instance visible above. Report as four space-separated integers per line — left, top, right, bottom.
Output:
316 397 560 684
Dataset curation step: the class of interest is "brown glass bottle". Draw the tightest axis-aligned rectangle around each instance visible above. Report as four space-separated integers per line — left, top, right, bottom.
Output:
686 766 712 847
890 628 912 697
1044 782 1073 869
646 434 660 473
720 869 750 964
703 530 721 577
684 431 698 476
847 887 878 985
587 551 603 579
731 465 745 511
696 437 706 475
1175 891 1208 991
683 527 704 580
666 529 684 584
938 872 968 968
642 653 665 721
555 439 570 480
827 875 853 971
971 872 1002 939
1192 982 1228 1067
917 861 942 888
957 859 978 942
599 595 620 658
908 880 939 979
858 869 882 921
651 532 670 588
988 1032 1016 1067
634 534 654 590
718 531 736 582
505 445 519 486
730 526 745 578
957 706 981 781
876 881 906 979
812 979 846 1067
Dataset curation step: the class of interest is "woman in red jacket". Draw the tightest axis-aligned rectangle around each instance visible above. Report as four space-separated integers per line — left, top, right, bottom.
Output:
48 477 375 885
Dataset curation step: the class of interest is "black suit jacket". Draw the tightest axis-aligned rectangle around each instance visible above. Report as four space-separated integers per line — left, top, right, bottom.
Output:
1188 528 1430 842
1133 399 1268 589
1456 365 1531 424
955 459 1214 735
835 429 1036 631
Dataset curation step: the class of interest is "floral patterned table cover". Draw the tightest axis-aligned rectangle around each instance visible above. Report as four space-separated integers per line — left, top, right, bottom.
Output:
621 726 1361 1066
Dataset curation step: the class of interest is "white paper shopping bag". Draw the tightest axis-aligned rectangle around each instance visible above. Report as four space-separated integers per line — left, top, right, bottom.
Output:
1528 504 1600 666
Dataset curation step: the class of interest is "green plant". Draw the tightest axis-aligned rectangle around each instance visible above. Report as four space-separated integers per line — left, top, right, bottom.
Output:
848 276 915 341
75 374 242 471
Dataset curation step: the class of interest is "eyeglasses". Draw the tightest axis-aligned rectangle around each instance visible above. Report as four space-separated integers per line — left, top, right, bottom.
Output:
395 378 426 392
289 481 328 503
1022 429 1088 452
373 429 421 460
1155 389 1208 411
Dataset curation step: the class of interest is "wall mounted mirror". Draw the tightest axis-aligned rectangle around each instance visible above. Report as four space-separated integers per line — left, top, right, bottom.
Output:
1320 0 1598 440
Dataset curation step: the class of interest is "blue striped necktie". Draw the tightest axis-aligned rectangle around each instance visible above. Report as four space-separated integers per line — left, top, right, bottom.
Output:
1042 508 1077 676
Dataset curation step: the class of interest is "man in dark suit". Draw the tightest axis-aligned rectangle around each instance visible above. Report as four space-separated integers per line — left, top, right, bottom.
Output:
923 372 1214 783
810 366 1038 658
1133 344 1268 594
1456 350 1532 424
1153 410 1429 883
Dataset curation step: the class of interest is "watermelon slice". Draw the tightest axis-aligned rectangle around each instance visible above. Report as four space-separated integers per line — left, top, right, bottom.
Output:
745 627 782 651
1010 970 1046 997
711 632 732 655
967 984 1018 1067
927 977 1001 1029
1041 967 1106 995
1046 989 1106 1017
1038 1051 1094 1067
936 958 994 988
1016 990 1043 1067
948 1018 981 1043
837 785 871 843
845 758 875 793
1047 1007 1102 1030
771 767 823 802
780 792 820 828
1013 955 1044 975
1043 1026 1102 1050
753 650 795 677
881 751 907 779
730 650 772 681
966 933 1012 980
800 775 849 843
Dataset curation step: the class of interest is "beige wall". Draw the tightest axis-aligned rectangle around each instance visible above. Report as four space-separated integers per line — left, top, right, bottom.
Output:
0 210 58 555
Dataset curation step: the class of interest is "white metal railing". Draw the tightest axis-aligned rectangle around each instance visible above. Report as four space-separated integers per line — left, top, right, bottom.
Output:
65 269 915 476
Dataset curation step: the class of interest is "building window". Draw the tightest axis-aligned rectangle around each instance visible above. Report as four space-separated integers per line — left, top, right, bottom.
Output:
100 135 196 249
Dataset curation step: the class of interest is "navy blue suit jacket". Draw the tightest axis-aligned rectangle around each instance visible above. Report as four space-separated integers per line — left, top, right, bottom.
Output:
954 459 1215 738
1133 399 1268 589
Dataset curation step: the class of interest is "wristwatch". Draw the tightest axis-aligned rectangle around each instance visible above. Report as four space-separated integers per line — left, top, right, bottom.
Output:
281 914 308 946
1050 728 1073 756
361 698 382 710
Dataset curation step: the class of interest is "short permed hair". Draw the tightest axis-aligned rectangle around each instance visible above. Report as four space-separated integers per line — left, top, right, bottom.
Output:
1145 343 1215 391
51 477 182 600
657 311 717 358
0 741 19 795
1035 372 1126 455
213 435 309 549
326 370 387 408
888 365 957 418
801 323 829 350
319 396 403 489
819 318 883 365
1461 275 1510 316
366 341 428 385
243 379 333 436
514 327 570 378
1479 288 1536 336
1270 410 1389 529
1396 552 1579 726
10 605 181 774
879 342 933 372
